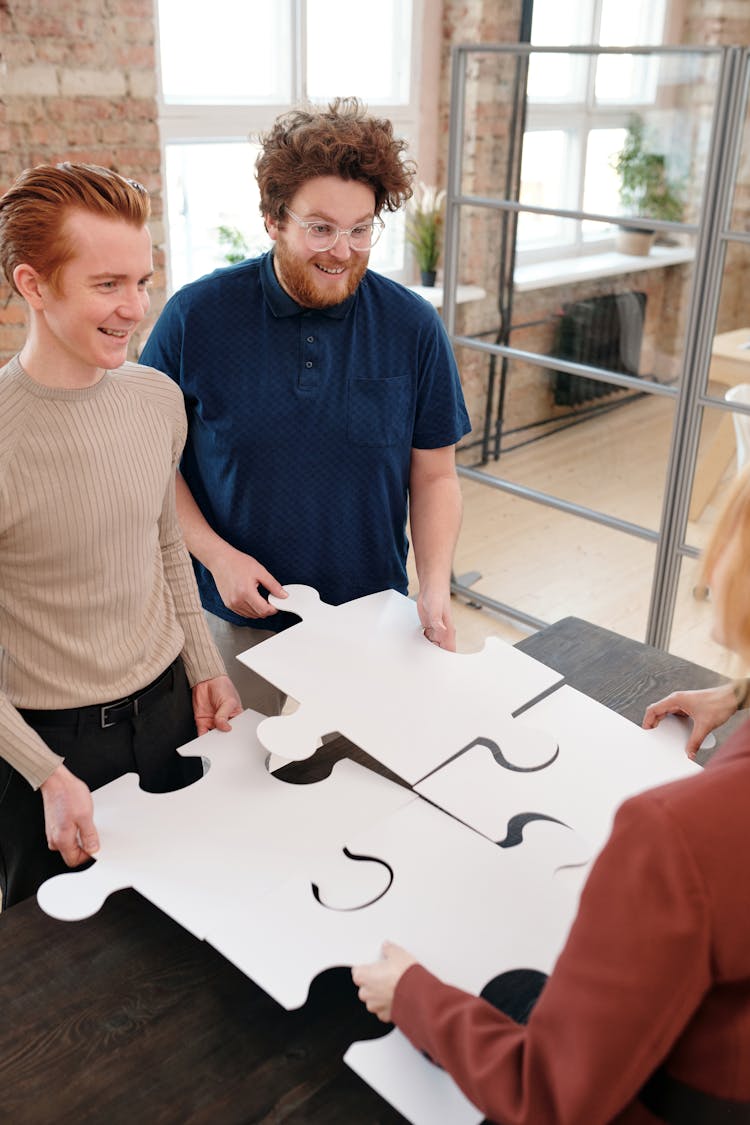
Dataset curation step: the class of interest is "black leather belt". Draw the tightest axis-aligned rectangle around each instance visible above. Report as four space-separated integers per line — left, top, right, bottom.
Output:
19 658 178 730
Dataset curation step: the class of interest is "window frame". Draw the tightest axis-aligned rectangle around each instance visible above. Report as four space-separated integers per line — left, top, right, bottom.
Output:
519 0 669 264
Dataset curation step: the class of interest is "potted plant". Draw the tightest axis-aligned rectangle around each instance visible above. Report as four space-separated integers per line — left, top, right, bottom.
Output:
612 116 684 256
406 182 446 286
217 224 250 264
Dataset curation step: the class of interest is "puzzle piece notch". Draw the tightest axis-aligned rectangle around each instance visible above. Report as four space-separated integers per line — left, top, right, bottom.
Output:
415 686 701 858
312 847 394 912
445 731 559 776
242 585 564 784
497 811 570 847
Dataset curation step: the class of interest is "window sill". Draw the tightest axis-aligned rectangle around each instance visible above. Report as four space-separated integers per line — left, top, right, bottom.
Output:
513 245 695 293
407 283 487 308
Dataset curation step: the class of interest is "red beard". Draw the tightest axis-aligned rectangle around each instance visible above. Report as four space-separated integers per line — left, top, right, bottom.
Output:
272 241 368 308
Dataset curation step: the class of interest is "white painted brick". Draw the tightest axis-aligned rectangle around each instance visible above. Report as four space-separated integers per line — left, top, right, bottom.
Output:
60 69 127 97
128 70 157 98
4 65 59 96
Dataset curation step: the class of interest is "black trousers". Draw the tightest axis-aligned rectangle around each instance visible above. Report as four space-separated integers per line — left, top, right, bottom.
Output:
0 657 203 909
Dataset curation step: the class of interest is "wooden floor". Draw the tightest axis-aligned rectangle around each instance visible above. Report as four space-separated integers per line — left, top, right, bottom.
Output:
410 392 744 682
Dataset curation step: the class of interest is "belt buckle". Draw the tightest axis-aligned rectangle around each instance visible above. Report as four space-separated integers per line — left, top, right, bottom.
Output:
100 696 138 729
98 667 168 730
100 704 118 729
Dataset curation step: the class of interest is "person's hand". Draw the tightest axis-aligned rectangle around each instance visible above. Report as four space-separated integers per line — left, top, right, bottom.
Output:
352 941 418 1023
211 544 287 619
417 585 456 652
642 682 739 759
39 764 100 867
192 674 243 735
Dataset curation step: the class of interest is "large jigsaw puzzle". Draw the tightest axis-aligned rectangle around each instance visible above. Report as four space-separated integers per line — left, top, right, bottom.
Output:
37 710 588 1007
37 587 702 1125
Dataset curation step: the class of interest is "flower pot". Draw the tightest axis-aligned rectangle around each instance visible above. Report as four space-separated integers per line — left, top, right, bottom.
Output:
420 269 437 287
615 227 655 256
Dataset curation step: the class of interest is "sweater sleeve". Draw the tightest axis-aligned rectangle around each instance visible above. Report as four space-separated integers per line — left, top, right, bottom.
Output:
0 695 64 789
392 794 712 1125
158 403 226 687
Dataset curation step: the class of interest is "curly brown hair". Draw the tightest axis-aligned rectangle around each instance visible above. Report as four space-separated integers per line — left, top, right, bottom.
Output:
256 97 416 220
0 162 150 294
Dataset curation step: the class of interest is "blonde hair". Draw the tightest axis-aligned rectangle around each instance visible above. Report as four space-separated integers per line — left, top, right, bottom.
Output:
0 162 150 295
701 464 750 663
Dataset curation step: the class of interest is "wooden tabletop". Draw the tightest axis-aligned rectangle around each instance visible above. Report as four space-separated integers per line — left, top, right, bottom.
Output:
0 887 403 1125
0 616 733 1124
516 615 741 765
710 326 750 385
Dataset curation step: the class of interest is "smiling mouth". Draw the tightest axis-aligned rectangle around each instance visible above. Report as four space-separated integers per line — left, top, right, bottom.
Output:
99 327 129 337
315 264 345 275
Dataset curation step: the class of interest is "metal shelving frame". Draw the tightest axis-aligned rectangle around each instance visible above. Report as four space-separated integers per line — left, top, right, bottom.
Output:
443 42 750 649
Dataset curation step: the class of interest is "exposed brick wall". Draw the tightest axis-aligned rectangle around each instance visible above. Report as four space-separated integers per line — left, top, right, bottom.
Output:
0 0 163 364
681 0 750 46
437 2 523 452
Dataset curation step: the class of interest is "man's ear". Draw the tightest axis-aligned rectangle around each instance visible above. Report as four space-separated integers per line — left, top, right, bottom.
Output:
265 213 280 243
13 263 47 309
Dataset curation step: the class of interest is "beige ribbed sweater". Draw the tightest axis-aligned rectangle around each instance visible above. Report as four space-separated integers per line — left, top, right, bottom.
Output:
0 355 225 789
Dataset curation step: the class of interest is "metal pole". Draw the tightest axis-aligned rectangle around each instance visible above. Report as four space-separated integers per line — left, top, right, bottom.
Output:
646 46 744 648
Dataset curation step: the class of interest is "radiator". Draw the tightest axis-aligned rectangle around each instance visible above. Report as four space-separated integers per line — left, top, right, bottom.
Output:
551 291 647 406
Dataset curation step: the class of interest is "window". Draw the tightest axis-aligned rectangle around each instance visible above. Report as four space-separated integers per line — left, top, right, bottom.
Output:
155 0 416 292
518 0 669 259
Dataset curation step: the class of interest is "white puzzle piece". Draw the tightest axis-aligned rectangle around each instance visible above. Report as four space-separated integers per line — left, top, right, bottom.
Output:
416 684 701 857
345 1030 484 1125
38 710 415 971
238 585 563 783
227 796 592 1011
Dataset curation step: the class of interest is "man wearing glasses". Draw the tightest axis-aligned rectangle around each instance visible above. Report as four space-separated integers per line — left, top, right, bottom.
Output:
141 98 471 714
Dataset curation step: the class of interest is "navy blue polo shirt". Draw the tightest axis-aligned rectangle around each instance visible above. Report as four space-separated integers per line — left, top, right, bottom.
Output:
141 251 471 630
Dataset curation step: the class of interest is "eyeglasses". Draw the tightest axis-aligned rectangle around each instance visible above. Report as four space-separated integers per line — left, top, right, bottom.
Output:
125 177 147 194
283 206 385 252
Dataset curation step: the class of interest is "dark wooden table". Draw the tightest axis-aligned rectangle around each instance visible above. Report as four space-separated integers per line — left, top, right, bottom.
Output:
0 617 734 1124
517 615 740 765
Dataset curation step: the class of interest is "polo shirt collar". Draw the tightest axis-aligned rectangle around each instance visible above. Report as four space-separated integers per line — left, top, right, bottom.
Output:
260 250 357 320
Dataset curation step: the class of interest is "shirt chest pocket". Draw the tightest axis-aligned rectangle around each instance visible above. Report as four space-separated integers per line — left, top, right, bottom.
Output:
347 375 411 447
